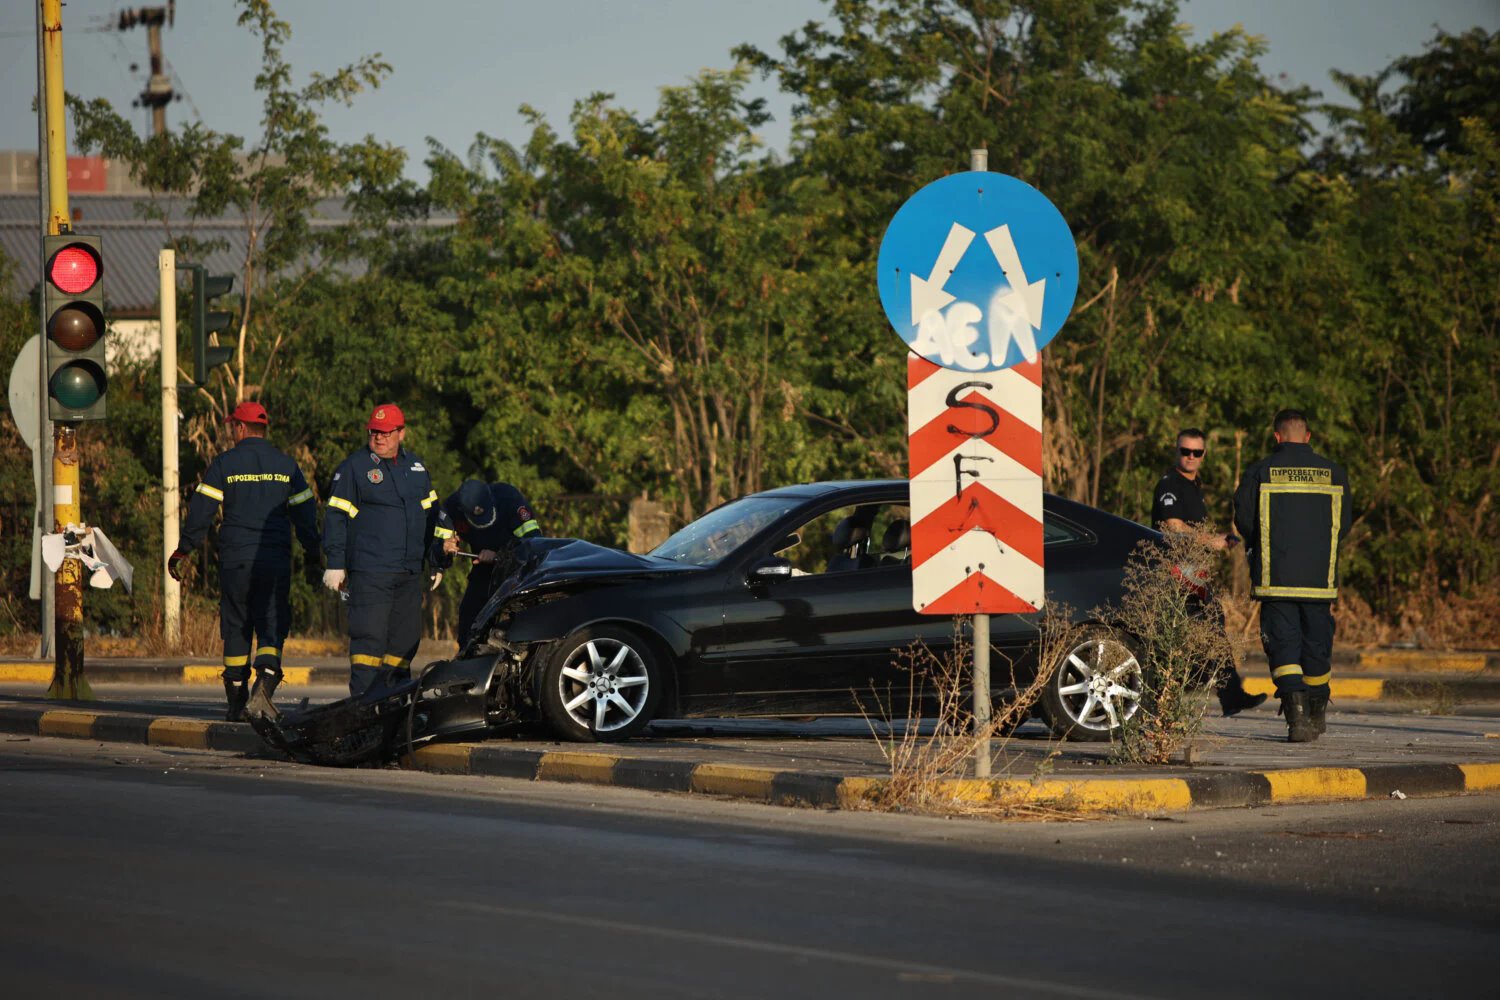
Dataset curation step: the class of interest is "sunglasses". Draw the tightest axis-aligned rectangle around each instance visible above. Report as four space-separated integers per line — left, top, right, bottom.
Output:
1179 447 1205 458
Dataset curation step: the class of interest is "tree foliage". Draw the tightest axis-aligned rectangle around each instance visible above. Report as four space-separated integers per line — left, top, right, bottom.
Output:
0 1 1494 641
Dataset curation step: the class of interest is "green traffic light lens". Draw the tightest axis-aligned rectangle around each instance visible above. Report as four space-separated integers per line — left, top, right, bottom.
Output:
47 304 103 351
50 362 106 409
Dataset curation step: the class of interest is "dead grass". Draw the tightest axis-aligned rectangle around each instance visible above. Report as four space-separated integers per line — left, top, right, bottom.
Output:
855 610 1092 820
1222 585 1500 651
1109 527 1238 766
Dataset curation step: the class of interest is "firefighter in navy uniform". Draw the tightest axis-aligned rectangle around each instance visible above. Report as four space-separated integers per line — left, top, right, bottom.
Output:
322 404 440 698
1234 409 1352 742
169 402 321 721
429 480 542 646
1151 427 1266 717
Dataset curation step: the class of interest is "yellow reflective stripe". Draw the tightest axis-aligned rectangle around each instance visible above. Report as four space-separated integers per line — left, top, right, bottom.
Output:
255 646 281 660
288 488 314 506
328 496 359 518
513 519 539 538
1254 585 1338 599
223 654 250 667
1271 664 1304 678
351 654 384 667
197 483 224 502
420 490 438 510
1304 674 1331 686
381 654 410 668
433 526 456 539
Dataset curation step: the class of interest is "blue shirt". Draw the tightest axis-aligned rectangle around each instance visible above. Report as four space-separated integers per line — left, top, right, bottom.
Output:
179 436 320 569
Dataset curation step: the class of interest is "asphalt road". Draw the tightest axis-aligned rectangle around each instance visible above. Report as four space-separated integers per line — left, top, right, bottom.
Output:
0 736 1495 998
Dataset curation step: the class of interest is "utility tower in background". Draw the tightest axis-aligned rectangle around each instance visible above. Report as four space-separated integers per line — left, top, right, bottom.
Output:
117 2 176 137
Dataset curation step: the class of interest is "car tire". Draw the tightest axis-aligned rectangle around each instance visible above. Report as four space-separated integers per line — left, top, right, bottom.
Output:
1040 627 1144 742
540 625 664 742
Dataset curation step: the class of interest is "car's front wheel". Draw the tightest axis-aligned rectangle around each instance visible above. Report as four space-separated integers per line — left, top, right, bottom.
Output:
540 626 663 742
1040 628 1144 742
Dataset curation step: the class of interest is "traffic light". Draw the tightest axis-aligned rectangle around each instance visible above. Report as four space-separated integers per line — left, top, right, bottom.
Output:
189 265 236 385
43 234 107 421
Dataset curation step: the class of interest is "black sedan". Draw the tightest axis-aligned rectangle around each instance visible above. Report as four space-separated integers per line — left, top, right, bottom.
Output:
460 479 1158 743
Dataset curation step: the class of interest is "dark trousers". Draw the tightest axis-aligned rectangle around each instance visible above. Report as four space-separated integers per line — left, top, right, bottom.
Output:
1260 600 1335 695
347 570 423 698
219 563 291 682
456 564 495 646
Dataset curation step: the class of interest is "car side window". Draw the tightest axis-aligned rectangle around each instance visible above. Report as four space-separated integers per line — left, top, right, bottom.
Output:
778 502 908 575
1043 515 1089 546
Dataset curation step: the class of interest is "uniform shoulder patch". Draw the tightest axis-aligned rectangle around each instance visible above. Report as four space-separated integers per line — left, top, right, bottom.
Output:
1159 493 1176 507
332 472 341 482
367 469 384 485
410 462 426 472
517 505 531 521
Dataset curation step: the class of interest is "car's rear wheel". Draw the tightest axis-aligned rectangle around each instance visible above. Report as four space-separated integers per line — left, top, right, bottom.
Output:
540 626 663 742
1040 628 1143 742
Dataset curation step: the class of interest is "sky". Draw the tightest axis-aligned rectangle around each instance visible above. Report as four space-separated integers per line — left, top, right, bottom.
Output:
0 0 1496 181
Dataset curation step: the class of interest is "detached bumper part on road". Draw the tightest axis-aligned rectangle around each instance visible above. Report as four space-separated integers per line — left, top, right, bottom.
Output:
246 653 531 766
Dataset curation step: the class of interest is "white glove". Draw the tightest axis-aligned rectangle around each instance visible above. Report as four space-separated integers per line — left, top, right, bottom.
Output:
322 568 346 592
429 571 444 592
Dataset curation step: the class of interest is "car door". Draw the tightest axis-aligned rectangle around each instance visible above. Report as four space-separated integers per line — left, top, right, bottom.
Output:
719 500 950 715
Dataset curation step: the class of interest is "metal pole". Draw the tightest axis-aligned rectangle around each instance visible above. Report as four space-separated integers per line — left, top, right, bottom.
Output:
969 146 991 778
161 250 180 645
34 0 54 659
43 0 89 701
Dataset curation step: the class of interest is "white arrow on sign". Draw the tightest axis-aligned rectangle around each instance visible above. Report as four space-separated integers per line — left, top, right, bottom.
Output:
985 225 1045 362
910 222 975 326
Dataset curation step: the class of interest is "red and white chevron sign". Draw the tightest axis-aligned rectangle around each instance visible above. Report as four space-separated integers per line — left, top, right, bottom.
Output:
908 353 1044 614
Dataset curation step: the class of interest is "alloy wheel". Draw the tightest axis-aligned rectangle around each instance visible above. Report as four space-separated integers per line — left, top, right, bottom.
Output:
1053 635 1143 733
556 637 651 734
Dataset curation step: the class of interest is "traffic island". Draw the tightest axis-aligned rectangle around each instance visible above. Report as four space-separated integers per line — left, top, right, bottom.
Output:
2 697 1499 816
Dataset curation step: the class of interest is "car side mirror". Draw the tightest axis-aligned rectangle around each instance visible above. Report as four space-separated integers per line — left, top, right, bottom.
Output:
771 532 801 555
748 556 793 583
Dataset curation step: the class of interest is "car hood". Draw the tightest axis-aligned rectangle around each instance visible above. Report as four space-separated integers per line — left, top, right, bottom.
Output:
469 537 698 642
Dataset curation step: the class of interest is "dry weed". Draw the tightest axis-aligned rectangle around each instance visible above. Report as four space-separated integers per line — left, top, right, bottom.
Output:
857 609 1089 819
1109 526 1237 765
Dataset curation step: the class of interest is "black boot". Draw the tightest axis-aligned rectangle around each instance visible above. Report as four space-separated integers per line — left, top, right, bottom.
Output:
1218 678 1269 717
224 679 250 723
1280 690 1315 743
1308 688 1330 737
246 671 282 719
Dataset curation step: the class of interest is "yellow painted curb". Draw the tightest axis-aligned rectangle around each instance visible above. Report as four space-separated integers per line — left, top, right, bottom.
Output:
1358 651 1487 674
1459 763 1500 790
837 776 882 809
1259 767 1366 801
284 638 346 656
537 751 620 783
147 718 211 750
1243 678 1384 700
1012 778 1195 813
0 664 53 683
691 763 777 799
39 710 97 738
410 744 473 774
182 665 224 684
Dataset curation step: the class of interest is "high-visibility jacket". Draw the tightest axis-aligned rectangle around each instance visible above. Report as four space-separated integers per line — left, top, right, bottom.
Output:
179 436 320 569
323 446 437 574
1233 441 1352 601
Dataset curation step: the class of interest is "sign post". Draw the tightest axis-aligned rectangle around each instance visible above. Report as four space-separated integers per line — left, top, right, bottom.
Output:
878 152 1078 777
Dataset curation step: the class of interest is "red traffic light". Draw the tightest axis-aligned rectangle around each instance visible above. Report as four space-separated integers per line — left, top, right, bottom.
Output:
48 244 101 295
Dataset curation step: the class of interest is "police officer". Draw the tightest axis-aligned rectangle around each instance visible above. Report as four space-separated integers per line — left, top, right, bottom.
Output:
1151 427 1266 717
169 401 321 721
1234 409 1352 742
322 404 439 698
429 480 542 646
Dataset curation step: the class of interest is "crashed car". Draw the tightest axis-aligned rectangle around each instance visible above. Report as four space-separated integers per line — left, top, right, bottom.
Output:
250 479 1169 764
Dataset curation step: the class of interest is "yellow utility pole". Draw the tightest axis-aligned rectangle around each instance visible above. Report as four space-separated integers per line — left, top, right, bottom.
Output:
41 0 90 701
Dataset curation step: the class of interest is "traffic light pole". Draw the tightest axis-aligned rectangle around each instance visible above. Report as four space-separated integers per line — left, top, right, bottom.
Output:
33 0 54 659
160 249 180 646
41 0 90 701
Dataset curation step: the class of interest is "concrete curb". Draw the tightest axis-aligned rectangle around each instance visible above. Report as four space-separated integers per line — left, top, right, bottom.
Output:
3 701 1497 815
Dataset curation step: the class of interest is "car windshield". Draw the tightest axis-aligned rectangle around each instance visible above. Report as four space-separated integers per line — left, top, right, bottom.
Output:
650 495 804 566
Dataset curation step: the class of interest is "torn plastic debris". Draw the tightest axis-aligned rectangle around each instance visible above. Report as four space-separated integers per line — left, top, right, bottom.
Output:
41 523 134 593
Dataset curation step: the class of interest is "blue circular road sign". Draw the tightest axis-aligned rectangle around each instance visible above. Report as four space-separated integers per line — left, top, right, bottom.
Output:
877 172 1078 372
